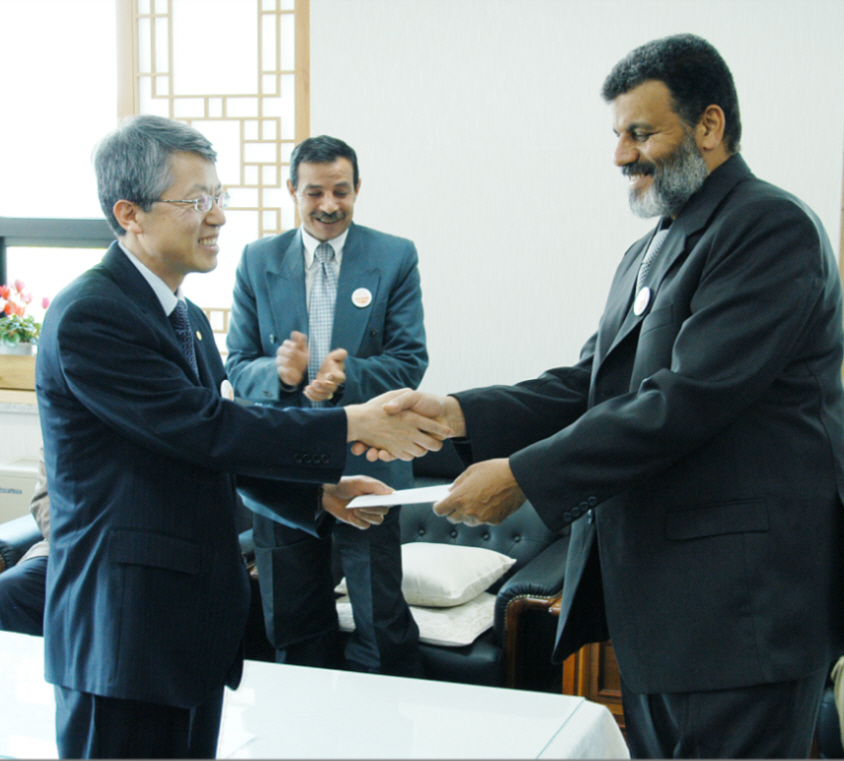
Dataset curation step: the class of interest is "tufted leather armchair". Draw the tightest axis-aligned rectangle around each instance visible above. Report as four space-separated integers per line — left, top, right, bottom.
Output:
0 444 570 690
394 442 570 690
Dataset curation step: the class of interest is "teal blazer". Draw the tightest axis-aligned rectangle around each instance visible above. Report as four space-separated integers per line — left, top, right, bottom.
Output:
226 222 428 490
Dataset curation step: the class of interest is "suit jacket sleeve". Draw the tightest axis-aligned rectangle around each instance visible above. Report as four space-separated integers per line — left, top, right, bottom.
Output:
459 194 841 534
225 247 281 401
46 291 346 532
337 239 427 404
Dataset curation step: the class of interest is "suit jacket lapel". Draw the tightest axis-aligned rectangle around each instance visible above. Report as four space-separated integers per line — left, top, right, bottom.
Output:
188 305 219 389
266 230 309 338
605 225 685 355
595 240 647 365
333 224 380 356
597 154 752 367
102 244 210 388
101 243 172 334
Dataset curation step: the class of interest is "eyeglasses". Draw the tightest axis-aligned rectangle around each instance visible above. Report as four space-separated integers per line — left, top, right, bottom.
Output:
155 191 230 213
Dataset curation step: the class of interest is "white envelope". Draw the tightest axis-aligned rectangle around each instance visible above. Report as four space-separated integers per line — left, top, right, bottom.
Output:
346 483 452 509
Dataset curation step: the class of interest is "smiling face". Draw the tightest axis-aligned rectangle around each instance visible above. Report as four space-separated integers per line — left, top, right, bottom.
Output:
612 80 710 219
288 158 360 241
116 151 225 291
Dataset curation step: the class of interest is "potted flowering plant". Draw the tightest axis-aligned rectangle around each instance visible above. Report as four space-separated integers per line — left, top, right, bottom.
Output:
0 280 51 354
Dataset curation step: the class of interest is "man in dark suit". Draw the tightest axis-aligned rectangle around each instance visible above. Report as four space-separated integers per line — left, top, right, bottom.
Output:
35 115 449 759
0 448 49 636
226 136 425 676
367 35 844 757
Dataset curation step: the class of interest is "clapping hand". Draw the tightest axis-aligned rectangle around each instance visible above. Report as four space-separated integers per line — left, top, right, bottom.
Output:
304 348 347 402
276 332 347 402
276 331 309 387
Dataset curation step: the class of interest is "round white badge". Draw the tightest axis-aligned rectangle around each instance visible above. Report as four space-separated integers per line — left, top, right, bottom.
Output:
351 288 372 308
220 379 235 401
633 287 651 316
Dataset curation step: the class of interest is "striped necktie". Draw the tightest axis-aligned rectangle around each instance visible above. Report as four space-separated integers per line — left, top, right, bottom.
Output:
308 242 338 407
636 226 670 294
169 300 199 378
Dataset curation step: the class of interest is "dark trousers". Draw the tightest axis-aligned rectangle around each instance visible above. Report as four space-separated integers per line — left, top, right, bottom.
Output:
54 685 225 759
0 556 47 636
621 667 827 758
253 505 423 676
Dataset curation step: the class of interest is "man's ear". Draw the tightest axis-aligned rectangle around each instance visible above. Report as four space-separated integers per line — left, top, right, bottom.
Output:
113 200 143 235
697 104 726 153
286 179 299 205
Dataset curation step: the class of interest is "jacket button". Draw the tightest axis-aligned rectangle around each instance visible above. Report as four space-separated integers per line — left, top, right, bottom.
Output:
321 455 330 464
417 528 425 537
571 506 581 518
564 512 573 523
450 530 458 538
588 496 598 507
294 454 303 464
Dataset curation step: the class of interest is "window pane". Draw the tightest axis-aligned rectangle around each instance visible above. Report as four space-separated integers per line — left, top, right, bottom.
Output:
5 247 108 306
0 1 117 219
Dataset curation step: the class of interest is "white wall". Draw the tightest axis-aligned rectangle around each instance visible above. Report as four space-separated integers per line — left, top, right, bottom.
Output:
310 0 844 395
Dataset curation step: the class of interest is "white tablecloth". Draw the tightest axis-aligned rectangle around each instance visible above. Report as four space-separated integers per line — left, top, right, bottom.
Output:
0 630 629 759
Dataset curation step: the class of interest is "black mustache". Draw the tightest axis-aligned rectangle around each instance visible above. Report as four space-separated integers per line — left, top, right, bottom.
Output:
622 162 655 177
312 212 346 223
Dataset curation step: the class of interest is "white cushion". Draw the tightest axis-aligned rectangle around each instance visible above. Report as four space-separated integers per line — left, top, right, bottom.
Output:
335 543 516 607
336 592 497 647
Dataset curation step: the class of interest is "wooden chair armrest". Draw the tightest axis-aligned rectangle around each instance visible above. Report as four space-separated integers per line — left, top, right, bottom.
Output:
503 593 563 688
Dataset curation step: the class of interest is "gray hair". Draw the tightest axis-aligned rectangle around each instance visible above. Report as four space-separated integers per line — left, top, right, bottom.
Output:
94 115 217 237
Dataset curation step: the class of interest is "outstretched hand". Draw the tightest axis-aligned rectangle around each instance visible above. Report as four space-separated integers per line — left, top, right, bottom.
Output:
433 458 525 526
323 475 393 530
350 390 465 462
345 389 454 462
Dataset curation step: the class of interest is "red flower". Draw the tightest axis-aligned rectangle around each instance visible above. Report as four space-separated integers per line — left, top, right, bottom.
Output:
0 285 9 299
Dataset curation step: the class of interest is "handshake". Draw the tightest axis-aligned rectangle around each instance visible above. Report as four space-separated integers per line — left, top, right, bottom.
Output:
343 390 526 528
344 389 465 462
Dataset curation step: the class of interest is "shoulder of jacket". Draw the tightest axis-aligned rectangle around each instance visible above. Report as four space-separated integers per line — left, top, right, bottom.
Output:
351 223 414 250
244 229 298 257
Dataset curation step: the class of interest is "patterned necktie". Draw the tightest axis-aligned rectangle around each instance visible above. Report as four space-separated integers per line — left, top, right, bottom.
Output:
169 300 199 378
636 226 670 294
308 242 338 407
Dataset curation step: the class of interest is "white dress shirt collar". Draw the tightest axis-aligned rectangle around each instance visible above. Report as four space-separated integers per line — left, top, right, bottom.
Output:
117 240 182 316
301 226 348 269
